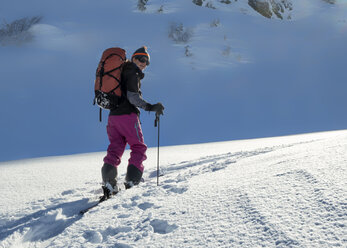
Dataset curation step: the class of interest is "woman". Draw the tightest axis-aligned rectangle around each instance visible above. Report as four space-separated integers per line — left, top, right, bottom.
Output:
101 46 164 194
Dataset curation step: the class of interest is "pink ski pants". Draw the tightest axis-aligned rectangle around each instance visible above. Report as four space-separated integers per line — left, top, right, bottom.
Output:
103 113 147 172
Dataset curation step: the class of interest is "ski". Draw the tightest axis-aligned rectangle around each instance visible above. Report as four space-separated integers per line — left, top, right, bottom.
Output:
79 186 118 215
79 178 145 215
79 200 103 215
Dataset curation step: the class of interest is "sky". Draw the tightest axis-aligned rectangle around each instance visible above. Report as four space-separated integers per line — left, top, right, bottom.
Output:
0 0 347 162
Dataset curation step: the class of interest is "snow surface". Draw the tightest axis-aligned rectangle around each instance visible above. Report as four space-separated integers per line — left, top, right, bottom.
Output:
1 0 347 162
1 130 346 247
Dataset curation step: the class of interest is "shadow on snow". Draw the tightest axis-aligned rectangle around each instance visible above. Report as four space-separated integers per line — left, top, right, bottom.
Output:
0 198 91 242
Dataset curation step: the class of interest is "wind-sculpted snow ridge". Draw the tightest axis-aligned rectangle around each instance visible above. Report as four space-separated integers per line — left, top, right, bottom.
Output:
0 130 346 247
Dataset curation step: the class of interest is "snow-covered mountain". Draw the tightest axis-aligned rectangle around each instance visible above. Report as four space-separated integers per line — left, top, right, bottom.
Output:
0 130 346 247
0 0 346 162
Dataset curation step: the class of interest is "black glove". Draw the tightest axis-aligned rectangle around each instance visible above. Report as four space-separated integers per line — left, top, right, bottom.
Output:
147 102 164 116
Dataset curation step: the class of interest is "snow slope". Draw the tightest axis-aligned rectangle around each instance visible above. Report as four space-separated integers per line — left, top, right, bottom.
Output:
1 0 347 162
0 130 346 247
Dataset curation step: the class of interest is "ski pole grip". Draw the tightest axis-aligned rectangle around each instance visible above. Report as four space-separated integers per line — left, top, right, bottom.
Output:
154 114 159 127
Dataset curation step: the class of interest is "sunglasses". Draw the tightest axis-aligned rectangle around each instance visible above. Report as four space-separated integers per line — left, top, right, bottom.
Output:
138 56 150 66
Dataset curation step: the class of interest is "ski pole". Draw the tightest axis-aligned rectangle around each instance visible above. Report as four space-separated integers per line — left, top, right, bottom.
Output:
154 114 160 186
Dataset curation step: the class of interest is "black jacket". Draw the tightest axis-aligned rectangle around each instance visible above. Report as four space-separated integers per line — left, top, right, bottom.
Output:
109 61 150 116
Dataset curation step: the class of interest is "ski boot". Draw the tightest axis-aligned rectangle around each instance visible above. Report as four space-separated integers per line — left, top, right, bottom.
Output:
124 164 143 189
101 163 119 200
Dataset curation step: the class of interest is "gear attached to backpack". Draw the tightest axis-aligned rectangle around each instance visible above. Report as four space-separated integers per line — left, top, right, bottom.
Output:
94 47 126 122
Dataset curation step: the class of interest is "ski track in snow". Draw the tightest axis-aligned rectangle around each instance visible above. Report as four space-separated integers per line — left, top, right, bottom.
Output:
1 132 347 247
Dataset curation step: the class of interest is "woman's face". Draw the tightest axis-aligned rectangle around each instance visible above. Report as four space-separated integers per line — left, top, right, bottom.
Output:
133 57 148 71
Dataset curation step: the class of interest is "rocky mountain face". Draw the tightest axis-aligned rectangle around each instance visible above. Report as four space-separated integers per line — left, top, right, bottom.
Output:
192 0 236 9
248 0 293 20
191 0 336 20
322 0 336 3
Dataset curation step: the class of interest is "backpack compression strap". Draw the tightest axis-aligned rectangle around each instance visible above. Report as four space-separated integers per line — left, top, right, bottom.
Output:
98 53 124 92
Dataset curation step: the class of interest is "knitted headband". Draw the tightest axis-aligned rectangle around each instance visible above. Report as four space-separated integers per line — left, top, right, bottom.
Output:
132 46 150 61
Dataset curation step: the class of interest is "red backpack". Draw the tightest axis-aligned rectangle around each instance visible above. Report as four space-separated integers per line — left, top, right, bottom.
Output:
94 47 126 121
